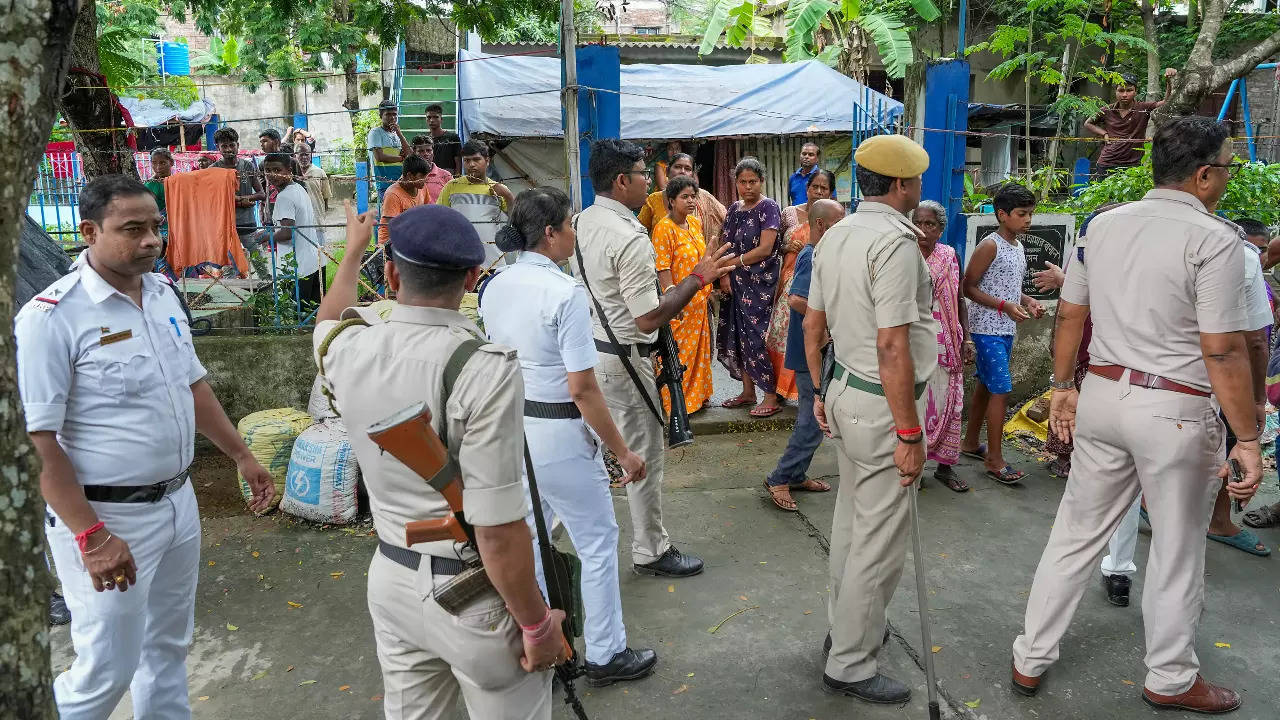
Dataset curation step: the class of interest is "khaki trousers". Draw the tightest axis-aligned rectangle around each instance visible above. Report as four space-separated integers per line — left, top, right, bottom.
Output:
366 551 552 720
596 351 671 565
824 381 925 682
1013 372 1223 695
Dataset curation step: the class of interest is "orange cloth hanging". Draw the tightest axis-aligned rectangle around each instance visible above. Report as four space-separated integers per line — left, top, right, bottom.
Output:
163 168 248 276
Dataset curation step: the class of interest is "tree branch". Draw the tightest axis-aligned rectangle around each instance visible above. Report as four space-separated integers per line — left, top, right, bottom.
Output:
1211 27 1280 87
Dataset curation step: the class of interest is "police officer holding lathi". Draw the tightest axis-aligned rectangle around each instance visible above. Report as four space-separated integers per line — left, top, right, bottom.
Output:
315 202 567 719
16 175 275 719
480 186 659 686
803 134 936 705
1012 116 1261 714
570 139 737 577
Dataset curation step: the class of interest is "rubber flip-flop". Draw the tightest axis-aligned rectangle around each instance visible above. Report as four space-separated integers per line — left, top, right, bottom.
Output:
1207 528 1271 556
749 405 783 418
960 444 987 461
986 465 1026 485
1242 505 1280 529
721 396 755 409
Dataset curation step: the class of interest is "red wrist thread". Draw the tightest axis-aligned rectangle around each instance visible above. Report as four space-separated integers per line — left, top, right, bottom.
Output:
998 300 1006 315
690 271 706 286
75 521 105 553
895 426 922 436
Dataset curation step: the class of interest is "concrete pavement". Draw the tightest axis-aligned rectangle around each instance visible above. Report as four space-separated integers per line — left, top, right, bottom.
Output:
52 429 1280 719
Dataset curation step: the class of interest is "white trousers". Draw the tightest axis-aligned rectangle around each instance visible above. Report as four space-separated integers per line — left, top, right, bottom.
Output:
523 416 628 666
1101 495 1143 577
47 482 201 720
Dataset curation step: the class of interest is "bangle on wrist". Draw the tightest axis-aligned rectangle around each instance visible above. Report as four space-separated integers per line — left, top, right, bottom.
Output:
897 434 923 445
81 532 113 555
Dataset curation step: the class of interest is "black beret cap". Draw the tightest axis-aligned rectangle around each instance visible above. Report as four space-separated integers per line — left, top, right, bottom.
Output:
388 204 486 269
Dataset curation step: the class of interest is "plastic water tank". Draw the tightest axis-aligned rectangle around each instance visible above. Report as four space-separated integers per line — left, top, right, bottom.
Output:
156 42 190 76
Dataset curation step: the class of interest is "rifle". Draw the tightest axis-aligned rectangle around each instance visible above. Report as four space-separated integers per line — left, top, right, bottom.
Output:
653 281 694 448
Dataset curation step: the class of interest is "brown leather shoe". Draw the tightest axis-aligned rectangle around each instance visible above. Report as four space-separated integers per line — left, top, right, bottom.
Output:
1142 675 1241 714
1011 661 1041 697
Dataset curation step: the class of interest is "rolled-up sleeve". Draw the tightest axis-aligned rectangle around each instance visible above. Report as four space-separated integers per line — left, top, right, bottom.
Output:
1194 233 1250 334
454 352 529 526
616 233 661 320
558 287 599 373
1060 247 1090 305
15 311 73 433
870 236 921 328
807 245 827 311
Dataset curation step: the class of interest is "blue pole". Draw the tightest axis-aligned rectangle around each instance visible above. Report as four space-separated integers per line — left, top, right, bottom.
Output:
957 0 968 55
1239 78 1256 162
1216 79 1239 122
205 113 220 150
355 161 369 214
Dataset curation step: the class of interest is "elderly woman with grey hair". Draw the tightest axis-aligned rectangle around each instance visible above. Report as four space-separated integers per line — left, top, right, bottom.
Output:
912 200 974 491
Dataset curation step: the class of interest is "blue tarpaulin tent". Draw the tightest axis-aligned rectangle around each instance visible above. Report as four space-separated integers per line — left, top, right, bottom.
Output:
458 49 902 140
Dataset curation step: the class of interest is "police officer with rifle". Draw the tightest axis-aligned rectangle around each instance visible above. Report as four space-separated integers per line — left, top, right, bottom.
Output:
571 139 737 579
316 202 567 719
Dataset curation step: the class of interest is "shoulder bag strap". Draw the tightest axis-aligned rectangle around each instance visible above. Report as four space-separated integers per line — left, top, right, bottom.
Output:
427 337 486 492
571 218 664 425
316 317 371 417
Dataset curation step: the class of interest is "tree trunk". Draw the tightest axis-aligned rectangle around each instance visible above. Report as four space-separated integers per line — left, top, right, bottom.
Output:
59 0 138 180
1141 0 1160 101
334 0 360 136
1040 43 1073 201
0 0 79 715
1161 0 1280 121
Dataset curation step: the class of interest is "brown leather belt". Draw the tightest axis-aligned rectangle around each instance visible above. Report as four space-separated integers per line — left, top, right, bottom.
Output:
1087 365 1210 398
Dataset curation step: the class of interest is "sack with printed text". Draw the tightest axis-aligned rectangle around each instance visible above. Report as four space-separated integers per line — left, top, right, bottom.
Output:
281 420 360 525
237 408 313 512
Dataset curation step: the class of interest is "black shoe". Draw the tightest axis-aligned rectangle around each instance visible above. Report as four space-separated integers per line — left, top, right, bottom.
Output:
584 647 658 687
1103 574 1130 607
634 546 704 578
49 592 71 626
821 673 911 704
822 627 891 656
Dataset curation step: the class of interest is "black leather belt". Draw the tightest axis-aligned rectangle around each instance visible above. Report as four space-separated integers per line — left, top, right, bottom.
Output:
378 539 467 575
81 470 191 504
524 399 582 419
595 338 654 357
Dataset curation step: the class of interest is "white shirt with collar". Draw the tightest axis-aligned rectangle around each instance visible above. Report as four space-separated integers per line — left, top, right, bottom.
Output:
480 251 599 403
16 254 207 486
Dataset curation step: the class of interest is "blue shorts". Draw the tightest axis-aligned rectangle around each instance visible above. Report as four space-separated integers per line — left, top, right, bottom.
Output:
972 333 1014 395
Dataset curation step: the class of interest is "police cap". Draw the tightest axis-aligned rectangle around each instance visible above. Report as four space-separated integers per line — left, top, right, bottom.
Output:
388 205 486 269
854 134 930 178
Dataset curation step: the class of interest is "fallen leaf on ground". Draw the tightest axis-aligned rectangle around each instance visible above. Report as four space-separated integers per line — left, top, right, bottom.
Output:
965 699 981 708
208 561 216 566
288 601 304 609
931 646 942 653
258 574 264 582
672 684 689 695
759 561 767 565
728 505 736 509
803 610 812 615
738 595 748 602
938 553 948 559
339 685 351 691
198 696 210 701
286 665 294 672
251 551 260 558
667 585 675 593
687 672 695 677
1122 680 1135 686
331 571 345 579
225 623 238 631
1214 642 1231 648
371 694 383 701
298 680 316 686
252 670 268 681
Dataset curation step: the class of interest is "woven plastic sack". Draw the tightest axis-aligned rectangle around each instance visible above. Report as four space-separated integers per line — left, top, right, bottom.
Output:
307 375 338 422
237 408 313 511
281 421 360 525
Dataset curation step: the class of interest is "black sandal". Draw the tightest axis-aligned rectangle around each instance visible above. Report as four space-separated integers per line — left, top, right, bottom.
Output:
934 465 970 493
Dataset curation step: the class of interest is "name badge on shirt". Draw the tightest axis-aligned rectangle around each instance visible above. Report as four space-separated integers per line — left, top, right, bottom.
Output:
99 329 133 346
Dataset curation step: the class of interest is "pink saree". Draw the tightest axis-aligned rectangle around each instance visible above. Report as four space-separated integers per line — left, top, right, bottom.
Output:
924 243 964 465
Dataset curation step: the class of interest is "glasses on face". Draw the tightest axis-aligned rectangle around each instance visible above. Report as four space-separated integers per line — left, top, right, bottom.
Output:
1205 161 1245 176
629 169 652 180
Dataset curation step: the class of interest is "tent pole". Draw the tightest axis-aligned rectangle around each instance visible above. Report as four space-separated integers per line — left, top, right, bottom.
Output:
562 0 583 212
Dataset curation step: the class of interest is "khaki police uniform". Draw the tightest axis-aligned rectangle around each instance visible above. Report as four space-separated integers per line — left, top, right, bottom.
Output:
809 201 939 683
1012 189 1249 696
317 304 551 720
570 195 671 565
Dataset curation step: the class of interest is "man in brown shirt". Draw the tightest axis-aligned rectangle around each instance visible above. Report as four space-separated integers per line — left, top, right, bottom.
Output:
1084 69 1177 179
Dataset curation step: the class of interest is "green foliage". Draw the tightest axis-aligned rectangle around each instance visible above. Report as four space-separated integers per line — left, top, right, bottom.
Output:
97 0 163 90
192 35 242 75
1043 154 1280 227
1148 8 1280 80
146 76 201 109
856 12 914 78
351 111 380 153
248 253 316 329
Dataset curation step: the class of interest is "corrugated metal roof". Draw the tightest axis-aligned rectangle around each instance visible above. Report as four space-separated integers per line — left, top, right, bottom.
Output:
489 34 784 51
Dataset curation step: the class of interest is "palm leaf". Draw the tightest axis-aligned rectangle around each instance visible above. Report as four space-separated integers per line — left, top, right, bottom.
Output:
784 0 837 61
816 44 843 66
725 1 758 47
856 12 912 79
908 0 941 22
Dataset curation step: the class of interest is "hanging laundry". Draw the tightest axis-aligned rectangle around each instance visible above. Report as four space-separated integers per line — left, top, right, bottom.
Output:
163 167 249 277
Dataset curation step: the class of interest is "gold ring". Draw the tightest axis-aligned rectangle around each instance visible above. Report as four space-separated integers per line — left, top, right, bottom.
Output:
114 575 127 584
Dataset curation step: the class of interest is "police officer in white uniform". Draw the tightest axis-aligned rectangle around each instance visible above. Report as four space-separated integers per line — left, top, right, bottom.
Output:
481 187 660 686
316 203 568 719
16 175 275 719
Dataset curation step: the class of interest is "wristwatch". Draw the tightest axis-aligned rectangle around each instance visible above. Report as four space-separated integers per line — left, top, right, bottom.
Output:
1049 374 1075 391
